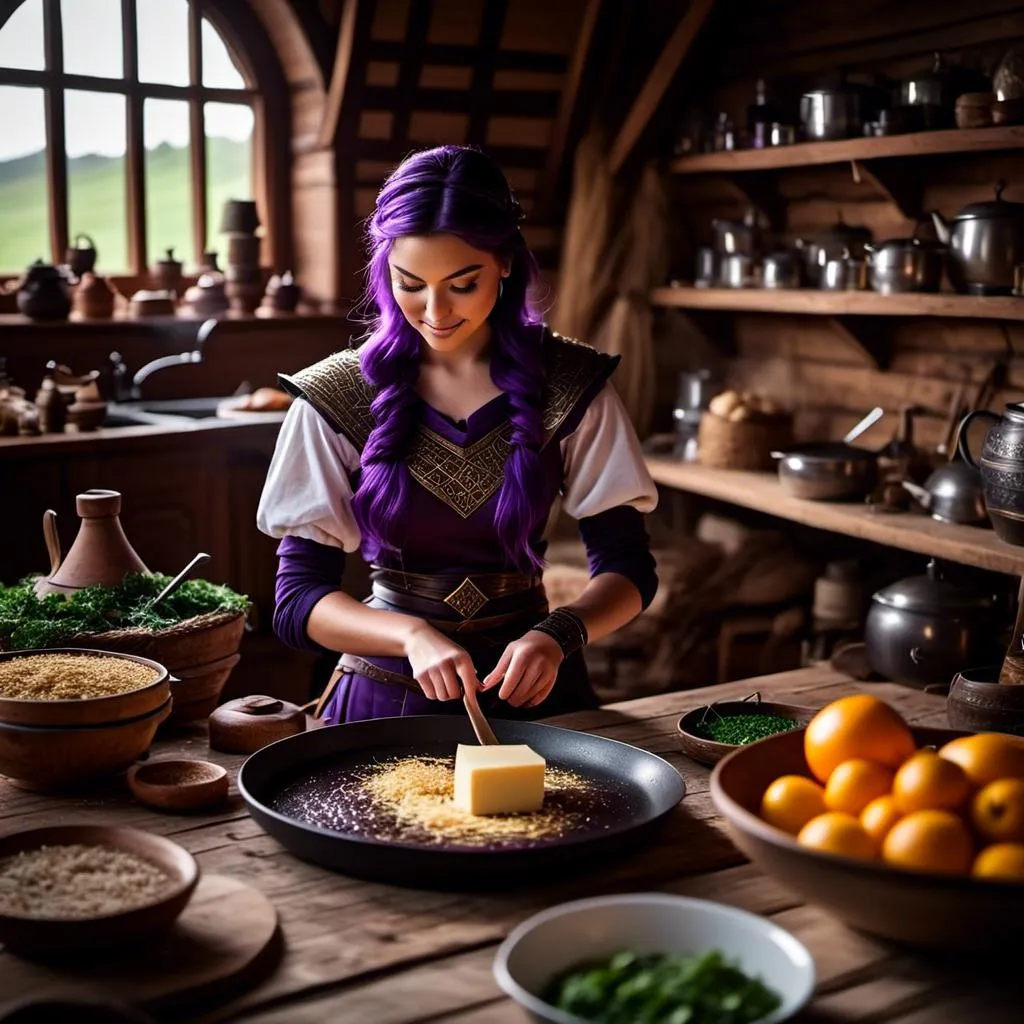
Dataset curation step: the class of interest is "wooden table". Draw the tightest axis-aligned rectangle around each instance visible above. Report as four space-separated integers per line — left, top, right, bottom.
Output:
2 666 1021 1022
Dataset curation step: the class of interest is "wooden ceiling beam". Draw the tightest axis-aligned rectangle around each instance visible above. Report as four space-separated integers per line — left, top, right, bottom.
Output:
318 0 360 150
608 0 718 175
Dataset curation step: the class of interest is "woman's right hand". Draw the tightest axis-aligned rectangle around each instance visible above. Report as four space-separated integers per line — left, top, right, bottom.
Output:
402 621 480 701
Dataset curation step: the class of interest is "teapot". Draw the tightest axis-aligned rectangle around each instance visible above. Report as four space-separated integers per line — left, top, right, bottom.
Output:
64 233 98 278
901 458 988 525
16 260 72 321
930 184 1024 295
34 489 150 599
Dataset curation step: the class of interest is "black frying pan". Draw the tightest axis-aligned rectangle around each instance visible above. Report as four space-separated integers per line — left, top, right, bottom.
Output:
238 716 685 889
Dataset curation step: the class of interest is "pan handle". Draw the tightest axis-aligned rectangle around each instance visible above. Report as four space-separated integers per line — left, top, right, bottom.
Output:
957 409 1000 469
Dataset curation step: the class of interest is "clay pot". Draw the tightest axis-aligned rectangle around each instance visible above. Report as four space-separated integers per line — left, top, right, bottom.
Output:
263 271 301 313
17 260 71 321
65 233 98 278
151 248 183 296
33 489 150 600
219 199 260 235
183 273 229 316
73 272 116 319
947 664 1024 735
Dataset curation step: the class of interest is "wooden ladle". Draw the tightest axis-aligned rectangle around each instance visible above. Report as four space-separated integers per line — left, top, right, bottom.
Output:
462 681 499 745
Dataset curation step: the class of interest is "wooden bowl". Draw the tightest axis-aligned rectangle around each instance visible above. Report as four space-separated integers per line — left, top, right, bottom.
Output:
948 665 1024 736
208 694 306 753
710 726 1024 950
127 758 229 813
0 697 171 792
0 824 198 957
0 648 170 727
677 698 817 767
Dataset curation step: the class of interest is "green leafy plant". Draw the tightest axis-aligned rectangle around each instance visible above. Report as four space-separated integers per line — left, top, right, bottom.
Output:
545 949 781 1024
0 574 249 650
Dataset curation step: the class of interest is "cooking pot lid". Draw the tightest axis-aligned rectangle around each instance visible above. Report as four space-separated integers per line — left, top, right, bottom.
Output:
872 560 994 613
955 185 1024 221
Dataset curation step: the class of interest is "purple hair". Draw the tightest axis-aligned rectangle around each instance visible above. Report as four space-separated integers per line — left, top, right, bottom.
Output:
351 146 548 571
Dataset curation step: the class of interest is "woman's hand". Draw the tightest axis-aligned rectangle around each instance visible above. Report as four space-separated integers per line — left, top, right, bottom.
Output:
481 630 564 708
402 622 480 701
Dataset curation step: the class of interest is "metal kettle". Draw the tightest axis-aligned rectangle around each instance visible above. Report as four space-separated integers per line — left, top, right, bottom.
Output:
930 184 1024 295
901 458 988 525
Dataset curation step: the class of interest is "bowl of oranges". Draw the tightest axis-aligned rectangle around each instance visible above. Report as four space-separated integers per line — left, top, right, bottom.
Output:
710 693 1024 949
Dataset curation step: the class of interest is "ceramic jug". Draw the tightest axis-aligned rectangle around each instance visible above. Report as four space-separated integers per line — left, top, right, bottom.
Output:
34 489 150 599
959 402 1024 545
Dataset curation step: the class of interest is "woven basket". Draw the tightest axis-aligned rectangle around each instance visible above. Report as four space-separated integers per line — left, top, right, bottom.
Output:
73 610 247 722
698 412 794 472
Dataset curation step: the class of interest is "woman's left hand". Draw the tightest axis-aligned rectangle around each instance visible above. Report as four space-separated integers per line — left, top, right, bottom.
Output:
481 630 564 708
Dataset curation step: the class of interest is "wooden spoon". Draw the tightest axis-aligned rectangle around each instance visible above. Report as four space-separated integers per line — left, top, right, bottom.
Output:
462 681 499 745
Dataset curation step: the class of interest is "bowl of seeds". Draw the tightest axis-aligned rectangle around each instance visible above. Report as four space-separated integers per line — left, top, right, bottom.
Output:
677 693 817 767
0 648 170 727
0 824 199 957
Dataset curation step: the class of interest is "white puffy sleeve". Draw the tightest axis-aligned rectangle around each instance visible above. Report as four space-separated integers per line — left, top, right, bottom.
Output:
256 399 363 552
559 383 659 518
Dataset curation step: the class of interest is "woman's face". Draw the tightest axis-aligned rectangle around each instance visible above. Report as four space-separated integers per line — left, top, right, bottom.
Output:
388 234 507 355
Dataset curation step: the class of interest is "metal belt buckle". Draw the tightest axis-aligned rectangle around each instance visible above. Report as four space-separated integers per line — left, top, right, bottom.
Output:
443 577 488 619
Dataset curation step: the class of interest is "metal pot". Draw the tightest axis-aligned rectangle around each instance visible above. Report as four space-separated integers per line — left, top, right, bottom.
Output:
930 184 1024 295
864 560 999 688
773 443 877 500
797 217 874 286
712 207 761 255
719 252 756 289
761 251 800 289
901 459 988 525
800 88 862 140
865 237 945 294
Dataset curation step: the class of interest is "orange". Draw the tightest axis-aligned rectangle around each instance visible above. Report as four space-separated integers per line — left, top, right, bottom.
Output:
860 795 903 844
882 810 974 876
824 759 893 816
938 733 1024 787
891 750 971 814
760 775 827 835
796 811 877 860
972 843 1024 882
970 778 1024 844
803 695 915 784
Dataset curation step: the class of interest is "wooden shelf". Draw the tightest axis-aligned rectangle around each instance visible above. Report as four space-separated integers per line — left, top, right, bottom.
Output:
651 286 1024 320
670 125 1024 175
646 457 1024 577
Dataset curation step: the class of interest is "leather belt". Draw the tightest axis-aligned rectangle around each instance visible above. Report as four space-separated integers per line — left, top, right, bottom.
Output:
370 566 542 622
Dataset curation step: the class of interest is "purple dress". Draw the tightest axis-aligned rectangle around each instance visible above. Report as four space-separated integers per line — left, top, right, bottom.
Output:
262 328 658 725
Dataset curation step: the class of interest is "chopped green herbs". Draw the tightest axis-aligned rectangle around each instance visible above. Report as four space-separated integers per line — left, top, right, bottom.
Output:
692 713 798 746
545 949 781 1024
0 574 248 650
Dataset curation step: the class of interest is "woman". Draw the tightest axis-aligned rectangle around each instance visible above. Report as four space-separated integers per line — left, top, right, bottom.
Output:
257 145 658 724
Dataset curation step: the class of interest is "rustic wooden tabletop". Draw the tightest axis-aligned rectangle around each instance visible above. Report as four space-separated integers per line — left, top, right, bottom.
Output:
2 665 1021 1022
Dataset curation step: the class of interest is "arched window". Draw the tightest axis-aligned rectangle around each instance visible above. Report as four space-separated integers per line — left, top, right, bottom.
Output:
0 0 283 283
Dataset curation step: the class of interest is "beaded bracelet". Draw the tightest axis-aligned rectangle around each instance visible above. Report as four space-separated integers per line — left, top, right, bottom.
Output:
532 607 589 658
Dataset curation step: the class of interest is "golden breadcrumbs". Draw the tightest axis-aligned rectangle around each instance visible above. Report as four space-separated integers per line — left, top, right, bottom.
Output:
0 843 172 919
360 756 590 842
0 653 158 700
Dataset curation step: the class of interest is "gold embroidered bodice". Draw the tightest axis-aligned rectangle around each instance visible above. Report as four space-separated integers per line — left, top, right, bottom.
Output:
280 330 615 519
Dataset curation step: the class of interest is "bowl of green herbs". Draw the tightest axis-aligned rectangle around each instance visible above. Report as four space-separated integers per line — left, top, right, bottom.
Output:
493 893 815 1023
677 693 817 768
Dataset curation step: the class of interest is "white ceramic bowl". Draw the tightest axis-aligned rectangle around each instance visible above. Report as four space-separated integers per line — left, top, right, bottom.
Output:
493 893 815 1024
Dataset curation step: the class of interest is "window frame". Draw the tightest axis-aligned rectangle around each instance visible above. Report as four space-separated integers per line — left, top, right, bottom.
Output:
0 0 292 291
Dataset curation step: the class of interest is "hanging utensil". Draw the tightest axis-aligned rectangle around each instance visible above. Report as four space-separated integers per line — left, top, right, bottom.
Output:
150 552 212 611
462 681 499 746
842 406 884 445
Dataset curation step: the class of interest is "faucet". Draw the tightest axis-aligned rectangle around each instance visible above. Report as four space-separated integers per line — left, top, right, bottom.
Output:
116 318 220 401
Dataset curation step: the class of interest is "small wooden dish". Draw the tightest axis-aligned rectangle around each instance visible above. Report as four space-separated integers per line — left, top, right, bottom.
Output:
0 824 199 957
127 759 229 813
677 694 817 767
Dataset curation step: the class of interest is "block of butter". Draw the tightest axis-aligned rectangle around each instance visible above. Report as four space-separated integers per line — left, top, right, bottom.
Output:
452 744 546 816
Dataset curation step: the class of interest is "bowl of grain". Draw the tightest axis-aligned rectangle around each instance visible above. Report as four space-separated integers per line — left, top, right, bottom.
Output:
0 824 199 956
0 649 170 727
